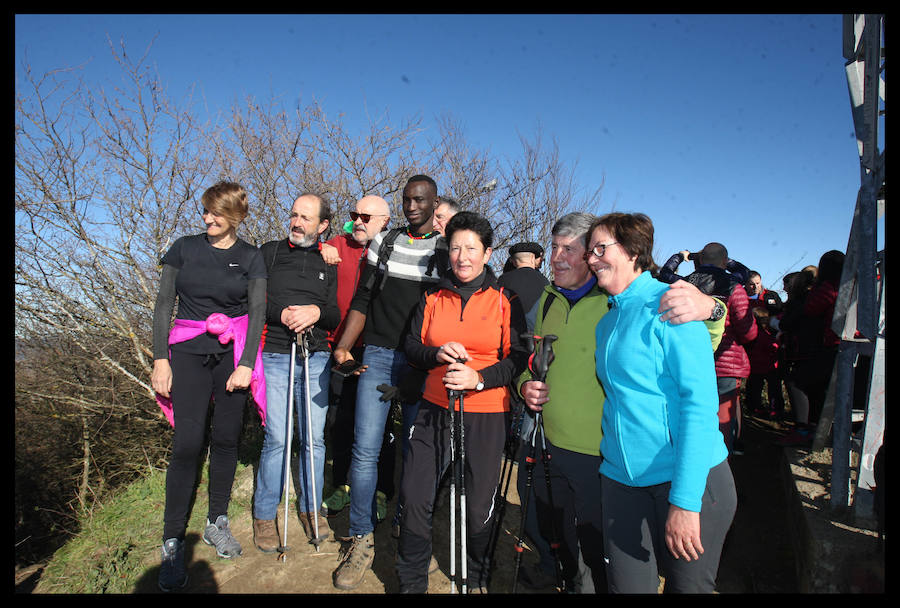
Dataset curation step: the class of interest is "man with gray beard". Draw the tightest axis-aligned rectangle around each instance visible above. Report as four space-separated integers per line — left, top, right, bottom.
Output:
251 194 340 552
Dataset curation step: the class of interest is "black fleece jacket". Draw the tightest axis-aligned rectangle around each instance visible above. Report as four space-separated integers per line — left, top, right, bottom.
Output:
261 238 340 354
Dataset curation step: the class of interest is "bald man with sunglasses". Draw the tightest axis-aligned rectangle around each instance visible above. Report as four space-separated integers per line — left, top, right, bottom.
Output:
318 196 397 527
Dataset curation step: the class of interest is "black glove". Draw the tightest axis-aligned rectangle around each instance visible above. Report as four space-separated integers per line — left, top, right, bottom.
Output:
376 383 400 403
376 368 427 404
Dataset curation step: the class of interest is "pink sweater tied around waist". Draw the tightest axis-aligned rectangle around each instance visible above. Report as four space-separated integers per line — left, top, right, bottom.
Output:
156 313 266 427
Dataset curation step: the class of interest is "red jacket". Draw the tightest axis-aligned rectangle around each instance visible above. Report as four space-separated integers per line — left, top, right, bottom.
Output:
324 233 369 348
747 322 779 374
714 284 758 378
804 280 840 348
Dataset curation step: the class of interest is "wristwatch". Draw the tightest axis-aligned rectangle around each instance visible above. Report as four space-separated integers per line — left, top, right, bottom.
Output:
475 373 485 391
708 299 726 322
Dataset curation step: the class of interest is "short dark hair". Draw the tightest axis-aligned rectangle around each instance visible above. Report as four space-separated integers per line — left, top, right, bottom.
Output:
445 210 494 250
816 250 845 286
406 174 438 195
700 242 729 268
296 192 333 225
589 212 656 273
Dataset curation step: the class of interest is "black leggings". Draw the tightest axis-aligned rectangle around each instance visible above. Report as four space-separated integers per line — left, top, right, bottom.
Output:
163 349 247 541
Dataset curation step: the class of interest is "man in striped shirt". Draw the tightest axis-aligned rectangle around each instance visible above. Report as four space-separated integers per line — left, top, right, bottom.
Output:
331 175 447 590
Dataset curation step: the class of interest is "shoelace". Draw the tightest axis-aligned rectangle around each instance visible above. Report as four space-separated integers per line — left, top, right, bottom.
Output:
338 536 368 565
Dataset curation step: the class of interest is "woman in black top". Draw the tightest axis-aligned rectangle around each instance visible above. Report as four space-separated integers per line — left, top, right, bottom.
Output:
151 181 267 592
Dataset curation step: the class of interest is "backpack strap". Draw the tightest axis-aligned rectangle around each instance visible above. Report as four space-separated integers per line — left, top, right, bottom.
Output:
541 292 554 323
376 227 406 291
361 227 405 293
426 236 450 280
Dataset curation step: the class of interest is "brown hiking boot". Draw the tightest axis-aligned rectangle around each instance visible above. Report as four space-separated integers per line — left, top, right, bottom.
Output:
253 518 279 553
298 511 331 543
333 532 375 590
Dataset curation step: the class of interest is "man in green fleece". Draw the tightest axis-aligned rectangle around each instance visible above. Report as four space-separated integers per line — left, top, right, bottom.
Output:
516 212 724 593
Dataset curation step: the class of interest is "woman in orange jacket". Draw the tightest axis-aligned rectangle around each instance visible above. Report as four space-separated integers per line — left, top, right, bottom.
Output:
397 211 529 593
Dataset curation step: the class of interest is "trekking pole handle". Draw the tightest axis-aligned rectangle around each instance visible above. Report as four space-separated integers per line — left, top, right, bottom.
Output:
525 334 558 383
297 329 309 358
447 357 467 400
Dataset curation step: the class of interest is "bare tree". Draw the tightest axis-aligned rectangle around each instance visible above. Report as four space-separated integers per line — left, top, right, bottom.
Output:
15 39 607 564
15 36 214 531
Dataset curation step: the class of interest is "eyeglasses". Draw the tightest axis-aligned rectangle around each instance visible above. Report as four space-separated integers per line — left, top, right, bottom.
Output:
583 242 619 260
199 206 222 218
350 211 387 223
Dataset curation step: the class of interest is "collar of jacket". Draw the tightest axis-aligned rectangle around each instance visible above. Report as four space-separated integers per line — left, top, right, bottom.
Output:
436 265 499 294
285 238 321 252
606 270 655 308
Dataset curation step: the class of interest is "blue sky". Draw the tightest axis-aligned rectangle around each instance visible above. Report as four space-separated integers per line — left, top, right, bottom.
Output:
16 13 879 298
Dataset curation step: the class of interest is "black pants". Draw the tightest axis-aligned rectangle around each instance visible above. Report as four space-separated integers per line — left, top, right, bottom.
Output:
745 370 785 416
600 460 736 593
163 349 247 541
785 347 837 425
327 353 396 499
529 438 607 592
396 400 508 592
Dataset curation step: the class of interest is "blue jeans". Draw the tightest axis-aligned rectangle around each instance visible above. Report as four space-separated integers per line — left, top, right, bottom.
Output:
348 345 420 536
254 350 330 520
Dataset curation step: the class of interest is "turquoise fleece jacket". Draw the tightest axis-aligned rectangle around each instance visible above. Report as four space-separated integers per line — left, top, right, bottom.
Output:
595 271 728 512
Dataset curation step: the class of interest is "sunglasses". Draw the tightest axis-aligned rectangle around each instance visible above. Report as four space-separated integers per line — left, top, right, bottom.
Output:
350 212 386 223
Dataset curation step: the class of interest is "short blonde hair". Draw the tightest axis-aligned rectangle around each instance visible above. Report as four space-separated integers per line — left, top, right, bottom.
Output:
201 181 249 229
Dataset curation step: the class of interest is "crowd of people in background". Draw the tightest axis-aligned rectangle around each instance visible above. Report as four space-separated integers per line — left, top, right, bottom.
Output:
150 175 845 594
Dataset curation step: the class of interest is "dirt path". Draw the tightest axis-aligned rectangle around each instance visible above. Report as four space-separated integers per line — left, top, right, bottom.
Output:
715 415 799 593
120 410 799 594
130 453 545 594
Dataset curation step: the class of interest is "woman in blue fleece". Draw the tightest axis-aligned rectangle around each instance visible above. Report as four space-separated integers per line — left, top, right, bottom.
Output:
585 212 736 593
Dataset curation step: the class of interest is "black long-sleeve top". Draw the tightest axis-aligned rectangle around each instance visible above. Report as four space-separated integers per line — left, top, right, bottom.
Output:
260 238 340 354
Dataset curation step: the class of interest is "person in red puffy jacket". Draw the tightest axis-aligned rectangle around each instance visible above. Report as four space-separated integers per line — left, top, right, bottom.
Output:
745 307 783 419
660 243 757 455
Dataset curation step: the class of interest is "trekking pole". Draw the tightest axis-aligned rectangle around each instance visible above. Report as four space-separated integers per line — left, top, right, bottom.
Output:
299 331 322 552
535 411 565 592
458 388 468 594
447 357 466 593
278 335 298 562
448 385 458 593
511 411 539 592
510 334 558 592
482 396 525 582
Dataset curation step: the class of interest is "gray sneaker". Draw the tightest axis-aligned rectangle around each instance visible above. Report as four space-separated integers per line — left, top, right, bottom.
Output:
158 538 188 592
202 515 242 558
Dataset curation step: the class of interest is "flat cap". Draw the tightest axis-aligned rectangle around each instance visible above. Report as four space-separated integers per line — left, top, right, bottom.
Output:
509 241 544 257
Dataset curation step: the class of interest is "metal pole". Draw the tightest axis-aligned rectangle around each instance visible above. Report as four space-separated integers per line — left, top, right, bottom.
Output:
459 391 468 594
449 390 457 593
299 332 322 551
278 338 297 561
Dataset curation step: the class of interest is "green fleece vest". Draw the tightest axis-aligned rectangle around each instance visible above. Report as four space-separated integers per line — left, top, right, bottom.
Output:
517 284 609 456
